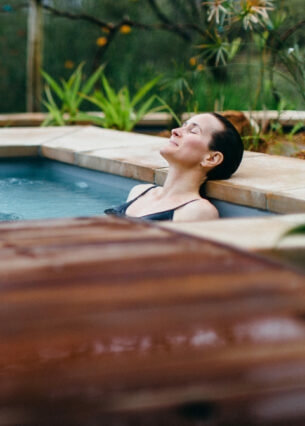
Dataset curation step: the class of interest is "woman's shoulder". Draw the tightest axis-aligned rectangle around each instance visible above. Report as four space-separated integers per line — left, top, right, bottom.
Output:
174 197 219 222
127 184 156 201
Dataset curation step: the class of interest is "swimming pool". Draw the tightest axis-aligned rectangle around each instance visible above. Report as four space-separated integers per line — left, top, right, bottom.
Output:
0 157 275 221
210 198 275 218
0 158 142 221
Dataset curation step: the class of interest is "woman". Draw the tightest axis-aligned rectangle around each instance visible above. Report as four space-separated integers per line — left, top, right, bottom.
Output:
105 112 244 222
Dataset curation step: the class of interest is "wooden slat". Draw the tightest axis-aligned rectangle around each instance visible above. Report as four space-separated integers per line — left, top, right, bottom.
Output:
0 216 304 425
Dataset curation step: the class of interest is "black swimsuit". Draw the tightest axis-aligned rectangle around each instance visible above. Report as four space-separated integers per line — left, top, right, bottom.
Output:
104 185 199 221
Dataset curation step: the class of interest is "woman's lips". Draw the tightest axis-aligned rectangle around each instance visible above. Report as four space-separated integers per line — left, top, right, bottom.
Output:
169 139 179 146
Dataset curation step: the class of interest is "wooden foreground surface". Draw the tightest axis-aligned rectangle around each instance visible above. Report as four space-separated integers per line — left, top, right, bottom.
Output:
0 216 305 426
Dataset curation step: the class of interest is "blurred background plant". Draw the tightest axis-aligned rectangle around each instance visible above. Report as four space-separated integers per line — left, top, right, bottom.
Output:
41 65 179 130
0 0 305 119
41 62 104 125
80 74 179 131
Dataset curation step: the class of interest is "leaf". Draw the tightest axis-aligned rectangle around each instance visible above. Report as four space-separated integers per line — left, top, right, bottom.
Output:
131 76 160 107
228 37 241 60
42 85 66 126
68 111 103 125
282 224 305 238
70 66 83 108
119 87 132 129
133 96 156 125
155 95 181 125
75 112 105 127
290 121 304 136
101 74 118 105
81 64 105 96
44 85 59 109
42 100 65 126
41 70 64 100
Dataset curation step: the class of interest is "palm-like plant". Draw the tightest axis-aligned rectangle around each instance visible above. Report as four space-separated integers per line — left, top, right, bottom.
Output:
83 74 179 131
41 63 104 126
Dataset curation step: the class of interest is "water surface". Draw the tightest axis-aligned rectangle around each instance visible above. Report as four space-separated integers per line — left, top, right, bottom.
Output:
0 158 141 221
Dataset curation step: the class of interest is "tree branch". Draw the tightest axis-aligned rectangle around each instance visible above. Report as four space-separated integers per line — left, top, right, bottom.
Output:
41 3 114 29
280 19 305 43
41 3 202 41
147 0 192 41
147 0 172 25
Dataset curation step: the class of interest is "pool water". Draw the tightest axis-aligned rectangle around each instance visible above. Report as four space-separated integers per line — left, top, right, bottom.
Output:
0 158 141 221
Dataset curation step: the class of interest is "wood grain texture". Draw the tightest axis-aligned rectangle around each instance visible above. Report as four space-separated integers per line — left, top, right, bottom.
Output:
0 216 304 425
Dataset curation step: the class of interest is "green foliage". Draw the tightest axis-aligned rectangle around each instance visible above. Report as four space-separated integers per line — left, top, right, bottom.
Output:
160 62 199 122
290 121 305 137
41 62 104 126
2 0 305 113
41 62 179 130
275 43 305 105
0 2 27 112
83 74 179 131
198 35 242 67
281 224 305 239
241 134 262 152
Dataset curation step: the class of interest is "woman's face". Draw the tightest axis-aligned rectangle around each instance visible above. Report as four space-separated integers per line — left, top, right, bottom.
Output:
160 113 224 168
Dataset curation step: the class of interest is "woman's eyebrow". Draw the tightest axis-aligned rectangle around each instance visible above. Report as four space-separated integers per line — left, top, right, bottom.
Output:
184 121 202 132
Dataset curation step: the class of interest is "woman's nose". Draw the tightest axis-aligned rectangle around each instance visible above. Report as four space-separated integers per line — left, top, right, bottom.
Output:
171 127 181 136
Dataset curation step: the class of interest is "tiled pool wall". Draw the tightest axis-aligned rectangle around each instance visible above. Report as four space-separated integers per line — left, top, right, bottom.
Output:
0 124 305 253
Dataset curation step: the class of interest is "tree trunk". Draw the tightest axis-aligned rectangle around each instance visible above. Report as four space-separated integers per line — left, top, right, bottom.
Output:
26 0 43 112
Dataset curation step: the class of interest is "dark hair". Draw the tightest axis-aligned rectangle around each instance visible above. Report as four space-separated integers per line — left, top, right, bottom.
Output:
207 112 244 180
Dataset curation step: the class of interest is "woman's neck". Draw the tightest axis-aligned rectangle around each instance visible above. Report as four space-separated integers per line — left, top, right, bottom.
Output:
161 164 206 198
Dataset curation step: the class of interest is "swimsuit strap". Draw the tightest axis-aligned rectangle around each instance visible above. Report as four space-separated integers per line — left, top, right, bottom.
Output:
104 186 201 221
172 198 200 212
139 198 200 221
104 185 157 217
133 187 199 213
130 185 157 203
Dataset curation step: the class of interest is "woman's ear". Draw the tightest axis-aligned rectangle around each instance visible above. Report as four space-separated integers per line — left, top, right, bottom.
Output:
201 151 224 168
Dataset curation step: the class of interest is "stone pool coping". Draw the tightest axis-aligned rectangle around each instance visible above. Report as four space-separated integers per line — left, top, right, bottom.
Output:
1 124 305 252
1 110 305 127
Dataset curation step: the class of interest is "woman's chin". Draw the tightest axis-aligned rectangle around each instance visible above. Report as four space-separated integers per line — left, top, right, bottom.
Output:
160 142 176 158
159 148 171 160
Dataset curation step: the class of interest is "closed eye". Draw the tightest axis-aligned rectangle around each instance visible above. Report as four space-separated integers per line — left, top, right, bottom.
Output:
188 123 201 134
190 127 200 134
182 121 202 134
